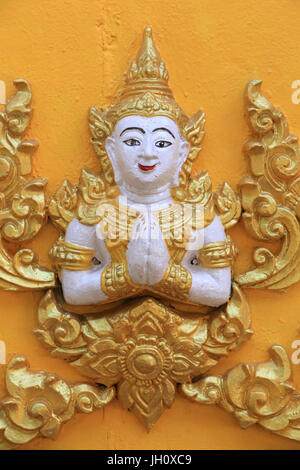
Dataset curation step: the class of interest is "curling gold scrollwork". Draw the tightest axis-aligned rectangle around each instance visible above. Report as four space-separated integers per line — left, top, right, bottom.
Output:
0 355 115 450
181 345 300 442
0 79 55 290
235 80 300 290
49 168 109 229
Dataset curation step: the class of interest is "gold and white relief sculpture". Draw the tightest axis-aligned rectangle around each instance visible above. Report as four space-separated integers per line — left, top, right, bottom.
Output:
1 26 300 448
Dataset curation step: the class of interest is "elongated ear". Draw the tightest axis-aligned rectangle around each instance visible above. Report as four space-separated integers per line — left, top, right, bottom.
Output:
172 139 190 186
105 136 122 184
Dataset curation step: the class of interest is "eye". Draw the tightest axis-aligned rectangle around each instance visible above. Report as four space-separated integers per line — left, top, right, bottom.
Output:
155 140 172 148
123 138 141 146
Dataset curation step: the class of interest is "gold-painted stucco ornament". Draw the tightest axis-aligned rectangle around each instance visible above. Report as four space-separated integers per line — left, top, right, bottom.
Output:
0 356 115 450
236 79 300 290
1 26 300 450
181 345 300 442
35 284 252 430
0 79 55 290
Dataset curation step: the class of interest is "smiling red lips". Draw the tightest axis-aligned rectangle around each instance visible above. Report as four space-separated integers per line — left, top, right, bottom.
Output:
138 163 157 171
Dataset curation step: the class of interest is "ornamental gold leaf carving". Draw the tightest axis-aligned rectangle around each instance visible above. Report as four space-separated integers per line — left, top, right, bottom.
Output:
213 182 242 230
181 345 300 442
235 80 300 290
0 355 115 450
35 284 252 431
0 79 55 290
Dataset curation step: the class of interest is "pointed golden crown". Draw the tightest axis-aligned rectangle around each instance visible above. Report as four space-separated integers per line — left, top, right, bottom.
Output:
104 26 188 130
119 25 173 100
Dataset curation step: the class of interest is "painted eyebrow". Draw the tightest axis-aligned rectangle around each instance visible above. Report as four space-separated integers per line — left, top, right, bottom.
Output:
120 127 145 137
152 127 175 139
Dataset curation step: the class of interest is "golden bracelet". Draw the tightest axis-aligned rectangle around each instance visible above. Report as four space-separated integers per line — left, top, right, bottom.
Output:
198 238 237 268
49 239 95 271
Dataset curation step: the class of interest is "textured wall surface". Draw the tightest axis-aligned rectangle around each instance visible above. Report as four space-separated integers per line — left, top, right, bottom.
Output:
0 0 300 450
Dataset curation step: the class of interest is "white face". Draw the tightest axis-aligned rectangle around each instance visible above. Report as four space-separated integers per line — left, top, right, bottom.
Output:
105 116 189 194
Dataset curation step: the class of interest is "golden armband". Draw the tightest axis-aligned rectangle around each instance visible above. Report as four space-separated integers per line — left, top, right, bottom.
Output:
49 239 95 271
198 237 237 268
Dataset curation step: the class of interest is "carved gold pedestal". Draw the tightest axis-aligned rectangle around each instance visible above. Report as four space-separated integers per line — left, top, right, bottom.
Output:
35 284 251 431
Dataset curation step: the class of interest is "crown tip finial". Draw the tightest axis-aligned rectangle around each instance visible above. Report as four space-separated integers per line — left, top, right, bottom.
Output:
144 25 153 37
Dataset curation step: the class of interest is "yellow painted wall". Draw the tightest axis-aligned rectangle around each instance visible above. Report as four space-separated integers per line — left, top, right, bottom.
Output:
0 0 300 450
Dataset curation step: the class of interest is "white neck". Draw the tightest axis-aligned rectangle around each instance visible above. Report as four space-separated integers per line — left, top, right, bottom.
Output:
117 182 173 206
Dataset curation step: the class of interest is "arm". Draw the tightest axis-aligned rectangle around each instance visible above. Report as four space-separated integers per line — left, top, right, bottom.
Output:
182 215 231 307
60 218 111 305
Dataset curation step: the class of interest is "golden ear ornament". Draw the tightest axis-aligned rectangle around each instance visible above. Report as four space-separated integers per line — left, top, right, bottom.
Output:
1 27 300 448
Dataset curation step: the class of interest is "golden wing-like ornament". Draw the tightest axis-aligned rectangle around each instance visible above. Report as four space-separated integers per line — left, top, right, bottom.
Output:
0 356 115 449
235 80 300 289
181 345 300 442
0 79 55 290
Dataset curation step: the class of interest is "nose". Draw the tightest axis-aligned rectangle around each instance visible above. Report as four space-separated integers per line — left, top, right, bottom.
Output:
140 136 155 160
